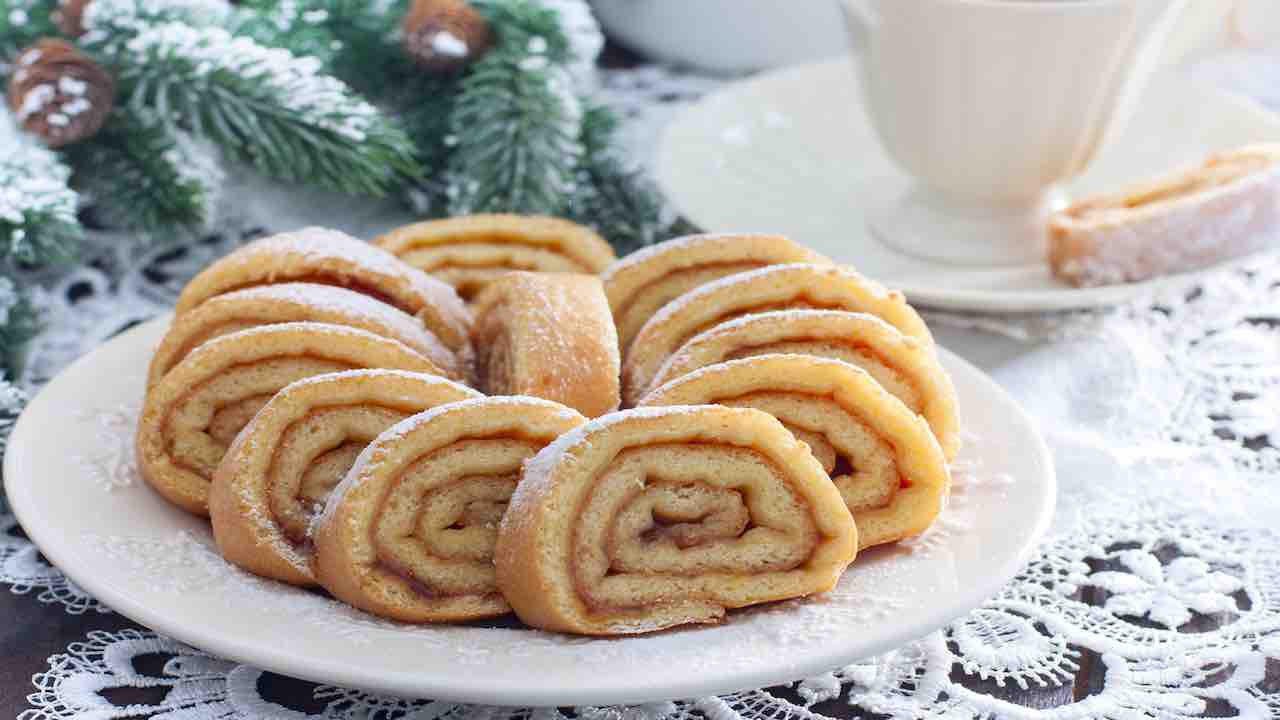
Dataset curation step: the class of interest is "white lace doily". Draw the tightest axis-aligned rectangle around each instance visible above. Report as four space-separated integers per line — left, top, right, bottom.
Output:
17 487 1280 719
7 51 1280 720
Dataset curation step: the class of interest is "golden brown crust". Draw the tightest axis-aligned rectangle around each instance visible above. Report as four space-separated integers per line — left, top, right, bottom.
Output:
1049 144 1280 287
648 310 961 460
494 404 856 635
172 227 474 360
209 370 481 586
312 397 586 623
136 322 446 516
639 355 950 549
148 283 463 387
602 233 832 354
470 272 620 417
376 214 616 300
621 263 933 406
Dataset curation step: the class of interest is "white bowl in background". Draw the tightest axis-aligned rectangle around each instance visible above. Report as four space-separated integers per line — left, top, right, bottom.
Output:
589 0 1232 75
590 0 850 73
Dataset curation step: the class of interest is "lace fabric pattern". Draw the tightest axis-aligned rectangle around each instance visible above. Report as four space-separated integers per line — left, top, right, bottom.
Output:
7 55 1280 719
16 496 1280 720
1 500 106 615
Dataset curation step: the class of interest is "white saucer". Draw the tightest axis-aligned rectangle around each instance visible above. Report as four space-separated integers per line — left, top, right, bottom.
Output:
657 59 1280 313
5 316 1054 706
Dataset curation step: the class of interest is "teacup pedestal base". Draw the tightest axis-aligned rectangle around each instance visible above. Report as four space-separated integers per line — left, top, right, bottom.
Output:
866 185 1067 268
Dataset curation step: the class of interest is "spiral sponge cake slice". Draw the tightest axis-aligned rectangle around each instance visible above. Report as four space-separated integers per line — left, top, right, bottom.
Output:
622 263 933 405
494 404 856 635
602 233 831 354
648 310 959 459
137 322 447 516
640 355 950 549
148 283 463 386
376 214 616 300
173 227 473 361
209 369 481 586
470 272 620 417
313 397 587 622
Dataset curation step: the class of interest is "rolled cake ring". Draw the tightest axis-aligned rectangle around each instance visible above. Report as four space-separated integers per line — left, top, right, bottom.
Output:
313 396 587 623
209 370 481 586
173 227 473 359
137 322 448 516
376 214 617 300
621 263 934 406
638 355 950 549
494 404 857 635
647 310 960 460
601 233 831 354
147 283 463 387
470 272 620 417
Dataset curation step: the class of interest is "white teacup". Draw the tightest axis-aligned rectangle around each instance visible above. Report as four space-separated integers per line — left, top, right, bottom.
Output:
842 0 1191 267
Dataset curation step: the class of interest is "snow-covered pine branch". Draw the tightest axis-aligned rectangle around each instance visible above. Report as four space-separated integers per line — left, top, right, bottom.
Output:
110 22 420 195
0 138 81 265
65 107 223 234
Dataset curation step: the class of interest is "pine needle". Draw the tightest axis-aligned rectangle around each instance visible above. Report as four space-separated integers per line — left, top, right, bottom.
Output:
0 139 81 266
0 276 40 377
0 375 26 459
103 22 421 196
446 0 579 216
565 102 670 254
64 107 221 236
236 1 413 87
80 0 232 52
0 0 59 69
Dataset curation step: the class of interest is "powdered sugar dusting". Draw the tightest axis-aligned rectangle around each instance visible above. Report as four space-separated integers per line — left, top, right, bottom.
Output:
223 283 414 325
221 229 468 324
281 367 465 393
378 395 582 445
520 405 709 487
217 283 451 359
901 433 1002 555
198 319 403 347
1050 147 1280 287
602 233 760 278
207 228 471 350
73 402 142 491
241 227 425 281
81 529 232 594
311 395 583 536
639 263 835 331
475 274 620 415
698 308 891 336
697 264 883 310
644 354 803 399
627 262 930 394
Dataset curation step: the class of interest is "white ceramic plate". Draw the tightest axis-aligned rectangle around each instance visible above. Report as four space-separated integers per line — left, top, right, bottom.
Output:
657 59 1280 313
6 316 1054 706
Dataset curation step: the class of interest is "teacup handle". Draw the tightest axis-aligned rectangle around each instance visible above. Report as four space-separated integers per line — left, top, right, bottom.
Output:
837 0 879 51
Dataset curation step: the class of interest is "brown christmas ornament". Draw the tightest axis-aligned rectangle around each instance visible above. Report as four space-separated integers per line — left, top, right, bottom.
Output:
53 0 93 38
402 0 493 73
6 39 114 148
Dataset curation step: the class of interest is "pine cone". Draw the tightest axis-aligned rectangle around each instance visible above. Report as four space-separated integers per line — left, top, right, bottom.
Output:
402 0 493 73
53 0 93 38
6 39 115 148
